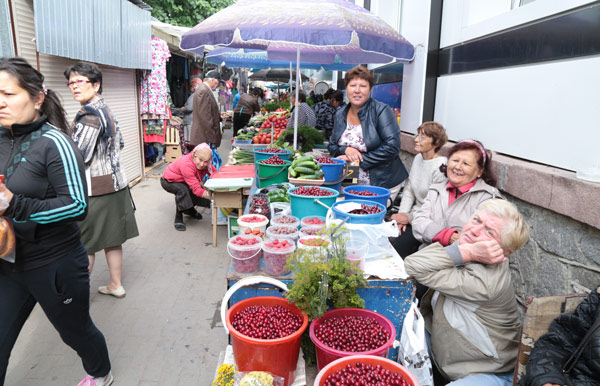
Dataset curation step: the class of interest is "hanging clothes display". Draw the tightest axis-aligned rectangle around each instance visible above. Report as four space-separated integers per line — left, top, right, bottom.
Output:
140 37 171 116
140 37 171 148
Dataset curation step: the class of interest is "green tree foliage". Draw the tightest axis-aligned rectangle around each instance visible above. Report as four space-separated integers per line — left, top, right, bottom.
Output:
145 0 235 27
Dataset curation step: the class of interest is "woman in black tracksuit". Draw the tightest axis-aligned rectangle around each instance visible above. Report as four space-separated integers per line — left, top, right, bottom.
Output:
0 58 112 386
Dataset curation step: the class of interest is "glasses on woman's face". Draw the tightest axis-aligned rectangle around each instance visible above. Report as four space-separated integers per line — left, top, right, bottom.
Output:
415 133 431 142
66 79 91 88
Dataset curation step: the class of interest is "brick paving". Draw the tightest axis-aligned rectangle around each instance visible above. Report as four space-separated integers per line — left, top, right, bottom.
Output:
4 132 235 385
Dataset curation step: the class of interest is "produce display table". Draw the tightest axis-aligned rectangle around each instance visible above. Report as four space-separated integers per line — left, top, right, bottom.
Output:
225 265 415 361
206 165 255 247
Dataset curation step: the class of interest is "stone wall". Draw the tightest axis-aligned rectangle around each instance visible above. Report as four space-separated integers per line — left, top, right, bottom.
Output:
399 135 600 303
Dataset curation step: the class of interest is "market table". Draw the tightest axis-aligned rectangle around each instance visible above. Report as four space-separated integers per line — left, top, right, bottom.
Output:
205 165 255 247
225 262 415 362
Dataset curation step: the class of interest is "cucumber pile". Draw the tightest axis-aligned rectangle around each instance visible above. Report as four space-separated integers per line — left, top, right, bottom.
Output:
288 155 325 180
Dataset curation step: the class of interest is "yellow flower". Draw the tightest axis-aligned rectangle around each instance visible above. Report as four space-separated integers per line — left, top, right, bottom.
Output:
212 364 237 386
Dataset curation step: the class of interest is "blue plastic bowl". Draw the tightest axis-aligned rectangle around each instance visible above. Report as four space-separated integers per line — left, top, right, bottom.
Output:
288 186 340 218
331 199 386 224
342 185 391 207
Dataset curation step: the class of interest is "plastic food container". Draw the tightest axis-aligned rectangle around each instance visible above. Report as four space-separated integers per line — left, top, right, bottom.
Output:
266 225 299 241
297 236 331 262
300 216 326 228
271 214 300 229
345 239 368 272
227 235 263 273
262 238 296 276
238 214 270 236
299 225 326 237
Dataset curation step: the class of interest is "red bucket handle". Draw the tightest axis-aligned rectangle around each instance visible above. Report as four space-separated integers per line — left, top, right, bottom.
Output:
221 276 289 335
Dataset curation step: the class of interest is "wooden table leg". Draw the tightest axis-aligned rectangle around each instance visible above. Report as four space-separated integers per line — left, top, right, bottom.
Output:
213 204 218 247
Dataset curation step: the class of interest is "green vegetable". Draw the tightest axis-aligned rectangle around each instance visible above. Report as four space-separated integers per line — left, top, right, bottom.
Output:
274 125 325 153
295 161 319 169
288 167 298 177
297 174 321 180
292 166 316 175
294 155 313 163
314 170 324 178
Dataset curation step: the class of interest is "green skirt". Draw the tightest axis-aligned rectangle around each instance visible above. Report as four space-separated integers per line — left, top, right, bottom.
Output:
79 187 139 254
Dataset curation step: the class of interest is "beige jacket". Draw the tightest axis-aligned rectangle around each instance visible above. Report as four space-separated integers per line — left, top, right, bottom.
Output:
405 243 521 380
191 83 221 147
412 178 501 245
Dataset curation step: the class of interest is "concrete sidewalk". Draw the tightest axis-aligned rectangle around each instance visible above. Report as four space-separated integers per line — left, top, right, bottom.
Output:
5 132 235 385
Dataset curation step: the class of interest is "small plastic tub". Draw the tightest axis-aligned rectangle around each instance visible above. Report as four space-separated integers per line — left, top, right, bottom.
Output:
271 214 300 229
262 238 296 276
345 239 368 272
266 225 299 241
299 225 326 237
297 236 331 262
300 216 326 228
227 235 263 273
238 214 270 236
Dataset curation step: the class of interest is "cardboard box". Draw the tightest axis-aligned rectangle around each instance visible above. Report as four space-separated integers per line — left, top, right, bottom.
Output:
164 145 182 163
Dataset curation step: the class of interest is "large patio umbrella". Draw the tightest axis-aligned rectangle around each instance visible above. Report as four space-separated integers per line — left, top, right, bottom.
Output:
206 47 354 71
249 68 308 83
181 0 415 149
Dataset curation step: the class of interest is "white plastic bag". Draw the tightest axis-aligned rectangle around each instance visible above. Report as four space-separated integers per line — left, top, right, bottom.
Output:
398 301 434 386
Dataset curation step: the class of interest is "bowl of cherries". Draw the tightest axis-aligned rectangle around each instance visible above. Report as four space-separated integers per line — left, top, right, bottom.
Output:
314 355 418 386
309 308 397 370
342 185 391 206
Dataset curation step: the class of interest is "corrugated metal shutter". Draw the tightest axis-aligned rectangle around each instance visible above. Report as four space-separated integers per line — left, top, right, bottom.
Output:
12 0 143 184
97 67 142 184
12 0 37 64
0 0 15 56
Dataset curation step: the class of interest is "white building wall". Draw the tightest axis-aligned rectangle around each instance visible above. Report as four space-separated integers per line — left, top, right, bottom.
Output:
436 0 599 172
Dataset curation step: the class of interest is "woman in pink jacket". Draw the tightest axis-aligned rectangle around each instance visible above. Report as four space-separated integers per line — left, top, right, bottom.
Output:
161 144 213 231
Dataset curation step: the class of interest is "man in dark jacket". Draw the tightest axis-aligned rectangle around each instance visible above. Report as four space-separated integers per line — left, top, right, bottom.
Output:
191 70 224 148
519 285 600 386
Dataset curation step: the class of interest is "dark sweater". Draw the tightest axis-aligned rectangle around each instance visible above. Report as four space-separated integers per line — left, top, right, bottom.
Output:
0 116 88 271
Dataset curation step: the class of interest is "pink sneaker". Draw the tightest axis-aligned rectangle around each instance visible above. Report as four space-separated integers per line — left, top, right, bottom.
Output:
77 371 113 386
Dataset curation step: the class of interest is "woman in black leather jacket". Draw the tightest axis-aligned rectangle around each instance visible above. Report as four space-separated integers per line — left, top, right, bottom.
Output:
328 66 408 197
519 285 600 386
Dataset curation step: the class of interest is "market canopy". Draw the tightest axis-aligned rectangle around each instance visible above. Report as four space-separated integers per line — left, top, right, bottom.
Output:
180 0 414 64
206 47 354 71
249 69 308 83
180 0 415 149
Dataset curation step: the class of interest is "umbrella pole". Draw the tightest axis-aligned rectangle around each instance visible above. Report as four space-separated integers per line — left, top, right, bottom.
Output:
293 47 300 151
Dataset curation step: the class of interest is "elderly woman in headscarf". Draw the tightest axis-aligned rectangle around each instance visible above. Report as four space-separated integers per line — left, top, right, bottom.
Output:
160 143 214 231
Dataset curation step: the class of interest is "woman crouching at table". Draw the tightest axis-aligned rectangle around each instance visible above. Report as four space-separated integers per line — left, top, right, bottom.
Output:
160 144 213 231
328 66 408 199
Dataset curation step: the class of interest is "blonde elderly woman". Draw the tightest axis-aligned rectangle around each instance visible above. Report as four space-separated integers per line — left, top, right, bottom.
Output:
160 144 213 231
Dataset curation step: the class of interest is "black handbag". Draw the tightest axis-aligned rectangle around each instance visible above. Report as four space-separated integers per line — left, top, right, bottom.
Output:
562 317 600 385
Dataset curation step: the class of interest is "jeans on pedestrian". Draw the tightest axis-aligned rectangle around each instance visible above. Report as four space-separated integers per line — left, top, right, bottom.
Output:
0 244 111 385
